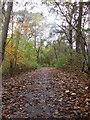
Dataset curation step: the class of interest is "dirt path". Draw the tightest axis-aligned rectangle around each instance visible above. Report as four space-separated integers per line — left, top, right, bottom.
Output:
2 67 89 119
24 68 57 118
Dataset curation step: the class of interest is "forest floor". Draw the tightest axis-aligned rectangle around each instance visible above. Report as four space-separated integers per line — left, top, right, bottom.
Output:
2 67 90 119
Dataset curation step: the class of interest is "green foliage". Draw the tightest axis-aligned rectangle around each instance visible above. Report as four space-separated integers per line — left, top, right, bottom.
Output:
3 38 40 75
52 54 69 68
23 60 40 69
2 1 89 78
2 59 10 73
83 28 90 32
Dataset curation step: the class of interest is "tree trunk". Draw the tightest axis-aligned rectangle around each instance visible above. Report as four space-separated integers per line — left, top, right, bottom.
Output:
68 4 75 54
36 47 40 64
87 4 90 71
2 2 13 63
53 41 58 60
14 31 20 68
0 1 2 65
76 2 83 53
69 20 73 57
87 4 90 90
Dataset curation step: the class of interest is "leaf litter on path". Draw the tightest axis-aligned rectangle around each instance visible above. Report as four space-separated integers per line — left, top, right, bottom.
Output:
2 67 90 119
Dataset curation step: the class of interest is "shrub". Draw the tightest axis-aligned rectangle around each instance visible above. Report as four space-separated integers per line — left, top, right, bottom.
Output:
52 54 69 68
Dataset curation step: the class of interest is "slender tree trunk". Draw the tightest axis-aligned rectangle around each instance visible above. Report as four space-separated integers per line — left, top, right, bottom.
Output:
34 24 37 49
69 4 75 54
57 38 61 54
53 41 58 60
14 32 20 68
87 4 90 71
69 22 73 57
2 2 13 63
87 4 90 90
0 1 2 66
76 2 83 53
36 47 40 64
9 13 14 75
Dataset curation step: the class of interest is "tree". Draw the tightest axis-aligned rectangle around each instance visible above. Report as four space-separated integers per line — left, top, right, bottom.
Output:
2 1 13 64
76 2 83 53
87 4 90 71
